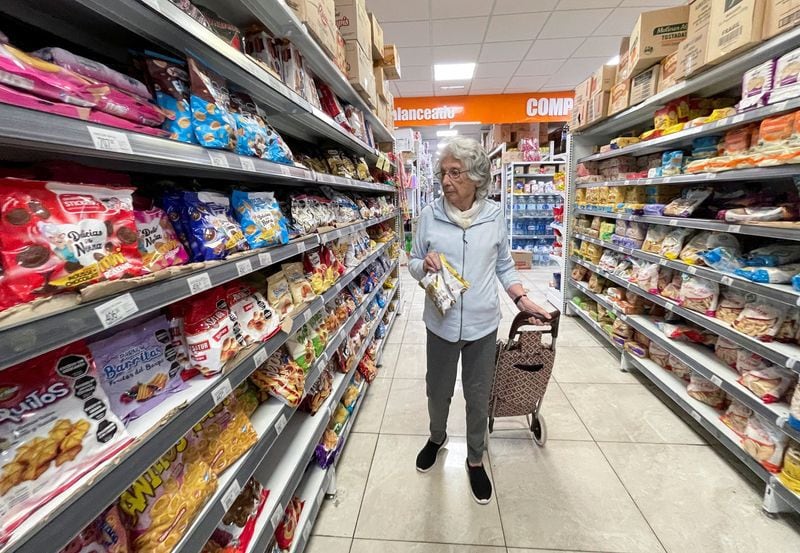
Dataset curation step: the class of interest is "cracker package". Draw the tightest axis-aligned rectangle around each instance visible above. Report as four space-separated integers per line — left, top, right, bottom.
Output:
231 189 289 249
266 271 294 318
420 253 470 316
119 437 217 552
717 289 747 324
0 179 143 312
687 373 727 409
742 416 789 473
226 282 279 345
720 399 752 436
282 262 315 304
249 349 306 407
90 314 187 423
182 288 245 377
740 366 796 404
714 336 740 369
679 275 719 317
183 191 249 261
0 343 131 542
188 57 236 149
733 300 786 341
145 54 197 144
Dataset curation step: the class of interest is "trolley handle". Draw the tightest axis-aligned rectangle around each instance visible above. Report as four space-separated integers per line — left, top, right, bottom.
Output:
508 309 560 341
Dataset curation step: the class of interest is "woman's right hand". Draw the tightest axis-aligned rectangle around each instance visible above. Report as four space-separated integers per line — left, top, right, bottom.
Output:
423 251 442 273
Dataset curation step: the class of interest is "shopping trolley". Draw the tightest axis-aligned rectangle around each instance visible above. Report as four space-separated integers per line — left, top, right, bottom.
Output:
488 309 560 446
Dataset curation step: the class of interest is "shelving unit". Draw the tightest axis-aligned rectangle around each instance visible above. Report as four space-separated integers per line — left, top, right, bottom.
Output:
565 25 800 516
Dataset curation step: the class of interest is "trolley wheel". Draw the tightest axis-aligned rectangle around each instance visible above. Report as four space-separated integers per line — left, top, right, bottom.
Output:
530 415 546 446
488 417 495 433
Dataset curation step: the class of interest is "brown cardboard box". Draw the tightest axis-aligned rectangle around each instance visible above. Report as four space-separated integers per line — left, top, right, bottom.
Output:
763 0 800 38
629 64 660 105
335 0 371 56
385 90 395 128
657 51 680 92
615 37 632 83
345 40 374 96
511 250 532 270
382 44 401 79
609 79 631 115
374 65 387 101
590 65 617 95
675 0 715 79
570 101 588 130
708 0 766 63
333 31 347 75
490 124 512 146
628 5 689 75
287 0 338 57
369 12 385 61
587 91 610 123
574 77 591 106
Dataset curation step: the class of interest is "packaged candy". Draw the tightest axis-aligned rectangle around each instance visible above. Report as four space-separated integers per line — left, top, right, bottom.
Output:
742 415 789 473
687 373 727 409
182 288 244 377
716 289 747 324
282 262 315 304
195 5 244 51
188 58 236 149
679 275 719 316
226 282 279 344
733 300 786 341
0 343 131 541
231 190 289 249
0 179 143 311
266 271 294 317
58 505 130 553
250 350 305 407
274 497 304 550
183 191 249 261
119 437 217 552
144 54 197 144
714 336 740 368
134 207 189 272
740 366 796 403
720 399 752 436
420 253 470 316
90 314 186 423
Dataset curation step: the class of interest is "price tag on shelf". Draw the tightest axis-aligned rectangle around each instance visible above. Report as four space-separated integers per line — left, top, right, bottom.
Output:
619 314 628 322
240 157 256 172
87 126 133 154
721 276 733 286
94 293 138 329
253 348 268 368
786 358 797 370
318 352 329 367
663 177 672 183
664 302 674 311
211 379 232 406
296 242 308 254
644 179 653 185
275 413 288 435
270 504 284 530
690 411 702 423
207 151 229 168
710 375 723 387
302 524 311 543
259 252 272 267
279 166 291 176
658 258 668 266
773 101 789 112
687 266 697 275
328 402 335 418
316 486 325 506
187 272 212 295
668 219 678 226
220 480 241 512
727 225 741 233
235 259 253 277
732 114 745 124
704 173 717 180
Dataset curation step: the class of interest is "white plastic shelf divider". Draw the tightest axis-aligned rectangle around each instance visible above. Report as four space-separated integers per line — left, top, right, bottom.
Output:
572 231 800 307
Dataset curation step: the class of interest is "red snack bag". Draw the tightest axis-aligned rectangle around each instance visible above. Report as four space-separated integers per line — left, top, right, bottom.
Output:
274 497 304 550
0 342 131 542
0 178 143 311
182 288 245 377
315 81 352 132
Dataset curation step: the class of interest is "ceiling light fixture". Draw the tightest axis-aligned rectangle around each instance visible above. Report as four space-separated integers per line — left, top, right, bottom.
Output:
607 54 620 65
440 85 465 90
434 63 475 81
436 130 458 137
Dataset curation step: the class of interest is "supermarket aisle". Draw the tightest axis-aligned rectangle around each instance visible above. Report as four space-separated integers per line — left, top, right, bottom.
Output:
308 268 800 553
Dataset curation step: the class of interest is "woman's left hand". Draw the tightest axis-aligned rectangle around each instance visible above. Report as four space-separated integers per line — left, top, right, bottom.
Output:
517 296 552 322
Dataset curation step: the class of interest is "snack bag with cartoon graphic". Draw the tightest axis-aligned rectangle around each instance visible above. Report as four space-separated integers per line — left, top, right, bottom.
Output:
183 191 249 261
119 437 217 553
225 282 279 345
134 206 189 272
303 248 329 294
231 189 289 249
188 57 236 149
182 287 245 377
145 54 197 143
90 314 186 423
0 178 143 311
420 253 470 316
0 343 131 542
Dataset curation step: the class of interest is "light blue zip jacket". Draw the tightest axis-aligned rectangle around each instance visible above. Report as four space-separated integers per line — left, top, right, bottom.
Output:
409 198 521 343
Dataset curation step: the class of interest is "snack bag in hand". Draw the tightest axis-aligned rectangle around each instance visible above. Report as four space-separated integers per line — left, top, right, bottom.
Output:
420 253 470 316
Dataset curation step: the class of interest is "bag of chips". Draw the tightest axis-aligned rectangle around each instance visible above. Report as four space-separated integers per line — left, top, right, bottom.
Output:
182 288 244 377
226 282 279 345
134 206 189 272
282 262 315 305
742 415 789 473
204 477 268 552
183 191 249 261
188 57 236 149
144 54 197 143
250 349 306 407
300 369 333 415
420 253 469 317
0 343 131 542
274 497 305 550
58 505 130 553
231 189 289 249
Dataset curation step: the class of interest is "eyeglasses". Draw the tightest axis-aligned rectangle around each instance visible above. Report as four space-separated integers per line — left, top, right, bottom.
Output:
439 168 468 181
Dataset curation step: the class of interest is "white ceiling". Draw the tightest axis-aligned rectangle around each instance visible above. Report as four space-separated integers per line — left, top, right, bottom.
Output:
367 0 683 97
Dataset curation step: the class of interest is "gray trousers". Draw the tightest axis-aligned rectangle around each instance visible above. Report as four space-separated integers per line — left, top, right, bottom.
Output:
426 328 498 465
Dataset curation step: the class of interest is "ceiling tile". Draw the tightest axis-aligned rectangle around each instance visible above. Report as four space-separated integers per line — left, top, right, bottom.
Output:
572 35 625 58
469 88 506 95
435 87 469 96
478 40 532 62
431 17 488 46
475 61 520 78
506 75 550 89
538 8 612 38
382 21 431 47
366 0 430 22
515 58 566 76
618 0 684 5
526 37 585 60
544 55 608 87
485 13 547 42
396 80 434 96
470 76 511 90
432 0 492 19
556 0 619 9
432 43 481 63
400 46 434 66
492 0 558 14
600 7 645 35
399 65 433 80
540 83 577 91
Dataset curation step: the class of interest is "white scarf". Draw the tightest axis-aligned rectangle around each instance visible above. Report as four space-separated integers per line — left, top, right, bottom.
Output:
443 198 483 229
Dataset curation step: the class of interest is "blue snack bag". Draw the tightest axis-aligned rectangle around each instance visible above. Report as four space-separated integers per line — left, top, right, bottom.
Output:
145 53 197 144
231 189 289 249
188 58 236 150
162 190 202 261
183 191 249 261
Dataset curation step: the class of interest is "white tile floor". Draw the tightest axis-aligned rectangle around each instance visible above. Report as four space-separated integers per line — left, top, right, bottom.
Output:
308 268 800 553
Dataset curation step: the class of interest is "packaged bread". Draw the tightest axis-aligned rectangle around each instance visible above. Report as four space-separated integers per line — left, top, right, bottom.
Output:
634 261 659 293
740 366 796 404
714 336 740 369
660 228 694 259
282 262 315 304
716 289 747 324
687 373 727 409
266 271 294 318
742 415 789 473
732 300 786 341
571 264 589 281
679 274 719 316
663 187 713 217
642 226 667 253
720 399 753 436
585 243 603 264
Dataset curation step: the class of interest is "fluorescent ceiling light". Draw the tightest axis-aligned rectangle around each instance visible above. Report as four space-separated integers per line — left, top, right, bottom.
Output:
436 130 458 137
437 142 446 149
451 121 482 126
607 54 620 65
440 85 465 90
434 63 475 81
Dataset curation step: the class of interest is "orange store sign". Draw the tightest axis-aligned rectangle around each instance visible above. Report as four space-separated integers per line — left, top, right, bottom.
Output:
393 92 574 126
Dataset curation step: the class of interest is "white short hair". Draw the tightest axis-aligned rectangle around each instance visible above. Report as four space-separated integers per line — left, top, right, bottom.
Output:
436 137 491 200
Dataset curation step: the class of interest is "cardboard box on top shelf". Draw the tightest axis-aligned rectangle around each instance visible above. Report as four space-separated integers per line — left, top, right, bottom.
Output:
629 64 660 104
615 37 631 83
287 0 338 57
574 77 591 106
335 0 371 56
570 100 588 131
358 73 377 108
490 124 511 147
763 0 800 38
374 65 388 101
511 250 532 270
628 5 689 75
707 0 766 63
657 51 680 92
590 65 616 95
384 90 395 128
675 0 715 79
369 12 384 61
333 31 347 75
586 91 610 124
382 44 401 79
345 40 374 96
608 79 631 115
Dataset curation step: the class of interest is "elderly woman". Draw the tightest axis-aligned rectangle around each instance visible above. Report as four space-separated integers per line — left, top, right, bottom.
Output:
408 137 551 504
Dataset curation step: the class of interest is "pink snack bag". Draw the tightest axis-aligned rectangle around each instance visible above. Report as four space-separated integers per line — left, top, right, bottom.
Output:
134 207 189 272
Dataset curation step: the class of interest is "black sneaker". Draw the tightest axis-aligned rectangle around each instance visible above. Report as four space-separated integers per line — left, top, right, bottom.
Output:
465 461 492 504
415 435 448 473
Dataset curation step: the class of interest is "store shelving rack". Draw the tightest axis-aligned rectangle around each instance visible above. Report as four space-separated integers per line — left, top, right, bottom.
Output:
0 0 404 550
565 25 800 517
504 161 564 252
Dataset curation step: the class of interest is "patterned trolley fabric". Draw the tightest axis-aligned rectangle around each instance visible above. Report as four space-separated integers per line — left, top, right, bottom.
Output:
489 312 558 419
